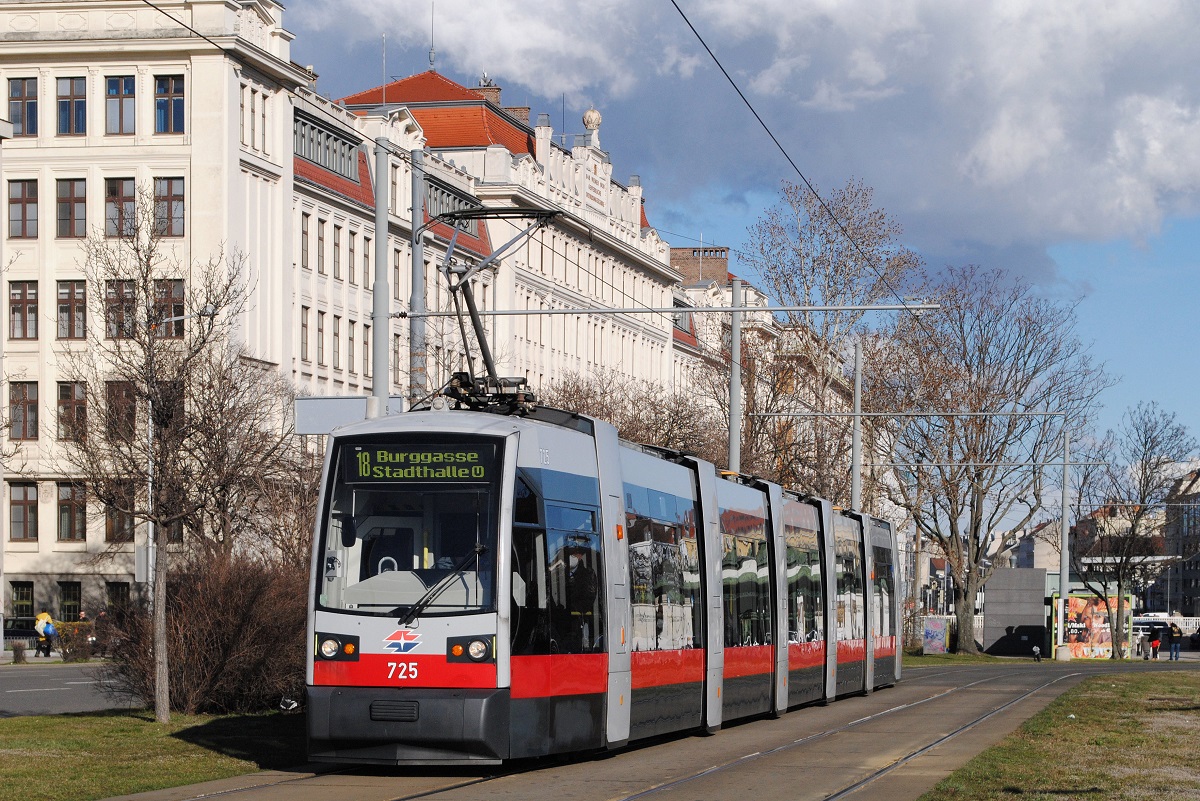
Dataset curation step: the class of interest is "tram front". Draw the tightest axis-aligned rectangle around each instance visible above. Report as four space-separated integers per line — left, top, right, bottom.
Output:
307 422 511 765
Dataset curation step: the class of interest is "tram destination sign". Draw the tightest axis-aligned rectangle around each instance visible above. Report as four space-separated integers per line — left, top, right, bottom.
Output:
344 444 496 484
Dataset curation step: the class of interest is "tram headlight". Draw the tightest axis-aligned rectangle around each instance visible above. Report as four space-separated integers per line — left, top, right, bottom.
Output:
467 639 489 661
319 638 341 659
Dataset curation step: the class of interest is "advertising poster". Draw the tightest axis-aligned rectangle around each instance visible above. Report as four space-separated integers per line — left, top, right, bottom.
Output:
1052 594 1133 659
923 617 949 654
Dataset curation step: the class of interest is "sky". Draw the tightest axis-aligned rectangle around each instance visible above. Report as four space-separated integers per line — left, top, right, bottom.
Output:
284 0 1200 446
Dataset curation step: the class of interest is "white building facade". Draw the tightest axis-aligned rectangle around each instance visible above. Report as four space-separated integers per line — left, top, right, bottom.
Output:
0 1 687 631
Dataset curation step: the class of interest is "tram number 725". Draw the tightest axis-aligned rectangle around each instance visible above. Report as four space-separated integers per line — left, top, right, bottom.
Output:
386 661 419 680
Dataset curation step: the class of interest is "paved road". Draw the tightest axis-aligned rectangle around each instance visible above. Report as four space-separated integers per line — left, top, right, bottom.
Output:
0 662 138 717
100 659 1200 801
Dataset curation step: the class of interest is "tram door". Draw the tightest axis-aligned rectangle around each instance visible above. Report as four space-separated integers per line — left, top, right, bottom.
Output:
833 514 867 696
509 475 608 757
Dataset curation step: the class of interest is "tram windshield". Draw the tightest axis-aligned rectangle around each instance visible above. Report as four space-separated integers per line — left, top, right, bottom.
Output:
315 439 501 617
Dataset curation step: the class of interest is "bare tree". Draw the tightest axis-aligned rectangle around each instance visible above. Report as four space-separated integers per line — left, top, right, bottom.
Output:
873 265 1112 653
1071 402 1197 658
541 369 725 465
739 178 925 504
55 192 302 720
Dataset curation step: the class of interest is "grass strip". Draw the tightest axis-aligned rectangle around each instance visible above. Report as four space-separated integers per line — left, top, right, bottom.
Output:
0 709 306 801
920 671 1200 800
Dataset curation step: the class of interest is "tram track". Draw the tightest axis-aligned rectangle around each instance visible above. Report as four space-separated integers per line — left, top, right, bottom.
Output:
612 668 1057 801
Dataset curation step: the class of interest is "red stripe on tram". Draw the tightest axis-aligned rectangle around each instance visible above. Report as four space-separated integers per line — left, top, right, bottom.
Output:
510 654 609 699
631 649 705 689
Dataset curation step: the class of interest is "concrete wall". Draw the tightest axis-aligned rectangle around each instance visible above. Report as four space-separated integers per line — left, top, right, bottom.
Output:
983 567 1048 656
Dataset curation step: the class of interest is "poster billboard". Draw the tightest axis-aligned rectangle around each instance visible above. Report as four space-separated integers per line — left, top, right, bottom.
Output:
1052 594 1134 659
922 617 950 654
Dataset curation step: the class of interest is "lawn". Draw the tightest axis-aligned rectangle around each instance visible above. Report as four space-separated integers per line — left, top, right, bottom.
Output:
0 709 307 801
920 671 1200 800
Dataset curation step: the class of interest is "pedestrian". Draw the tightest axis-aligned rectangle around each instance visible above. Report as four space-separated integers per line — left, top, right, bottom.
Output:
33 608 54 658
1151 631 1161 660
1167 622 1183 661
1032 644 1041 662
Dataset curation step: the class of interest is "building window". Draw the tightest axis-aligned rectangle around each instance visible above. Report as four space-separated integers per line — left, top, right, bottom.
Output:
154 75 184 134
9 281 37 340
363 324 371 377
105 177 135 237
105 483 135 543
154 177 184 236
393 248 401 300
57 382 86 441
8 78 37 137
332 315 341 369
347 320 356 374
59 582 82 621
10 482 38 540
300 306 310 361
105 280 136 339
348 232 357 285
333 224 342 279
58 483 87 542
10 382 38 441
56 76 86 135
105 75 135 135
105 381 136 440
362 237 371 287
10 581 34 629
8 179 38 239
300 213 310 269
106 581 130 610
57 280 86 340
316 311 325 365
317 219 326 274
56 179 86 238
153 279 184 338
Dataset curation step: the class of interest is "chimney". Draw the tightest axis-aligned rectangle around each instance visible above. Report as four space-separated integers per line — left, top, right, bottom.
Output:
504 106 531 124
477 72 501 106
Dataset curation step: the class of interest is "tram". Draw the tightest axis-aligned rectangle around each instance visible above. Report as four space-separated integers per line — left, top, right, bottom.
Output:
306 402 900 765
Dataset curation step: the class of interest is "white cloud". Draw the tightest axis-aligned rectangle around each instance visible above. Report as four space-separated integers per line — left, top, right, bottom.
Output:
286 0 1200 269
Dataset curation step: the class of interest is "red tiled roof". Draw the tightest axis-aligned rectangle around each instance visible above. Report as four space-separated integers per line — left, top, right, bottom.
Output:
408 106 534 154
640 202 650 230
340 71 486 105
340 71 535 155
423 210 492 262
293 150 374 209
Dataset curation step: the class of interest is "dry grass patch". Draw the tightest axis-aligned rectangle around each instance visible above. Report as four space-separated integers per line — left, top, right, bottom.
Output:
920 671 1200 800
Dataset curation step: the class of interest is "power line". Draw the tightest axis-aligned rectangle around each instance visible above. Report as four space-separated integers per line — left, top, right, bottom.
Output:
667 0 933 333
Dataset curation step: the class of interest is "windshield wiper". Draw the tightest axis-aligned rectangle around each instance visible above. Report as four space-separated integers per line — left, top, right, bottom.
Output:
394 544 488 625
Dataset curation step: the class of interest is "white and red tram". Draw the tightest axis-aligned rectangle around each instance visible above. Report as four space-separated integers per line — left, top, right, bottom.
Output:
306 405 899 765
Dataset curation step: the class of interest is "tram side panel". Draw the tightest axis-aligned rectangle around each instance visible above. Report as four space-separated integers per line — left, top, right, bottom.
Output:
507 422 609 758
781 494 828 708
716 477 774 722
833 513 868 696
869 517 899 688
619 448 707 741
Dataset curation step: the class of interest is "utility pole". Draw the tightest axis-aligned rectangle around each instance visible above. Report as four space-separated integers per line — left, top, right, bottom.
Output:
372 138 391 415
409 148 427 407
729 278 742 473
1056 430 1072 661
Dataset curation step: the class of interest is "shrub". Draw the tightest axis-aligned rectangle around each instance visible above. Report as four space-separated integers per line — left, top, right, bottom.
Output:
56 621 94 662
11 641 26 664
100 556 307 714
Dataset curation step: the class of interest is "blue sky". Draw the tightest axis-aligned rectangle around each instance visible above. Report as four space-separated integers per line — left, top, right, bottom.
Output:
285 0 1200 446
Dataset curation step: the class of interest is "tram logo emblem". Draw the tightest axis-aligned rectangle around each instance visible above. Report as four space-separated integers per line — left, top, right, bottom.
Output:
384 630 422 654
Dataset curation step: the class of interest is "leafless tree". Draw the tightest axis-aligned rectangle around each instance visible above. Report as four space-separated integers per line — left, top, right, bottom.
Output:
540 368 725 465
1070 402 1197 658
54 192 308 720
872 265 1112 653
738 178 925 505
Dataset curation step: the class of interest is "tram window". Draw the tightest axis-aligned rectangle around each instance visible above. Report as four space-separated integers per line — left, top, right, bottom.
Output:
546 504 604 654
873 545 895 638
511 525 551 655
625 485 702 651
722 531 770 647
514 477 539 525
785 527 823 643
